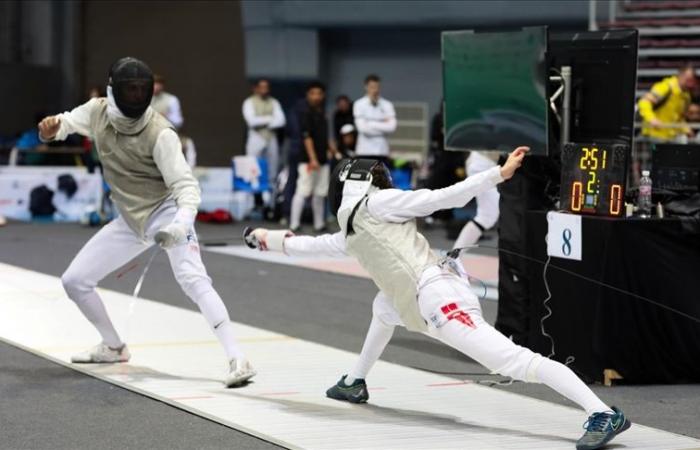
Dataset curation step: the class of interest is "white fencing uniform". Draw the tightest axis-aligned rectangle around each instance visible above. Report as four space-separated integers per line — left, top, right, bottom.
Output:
243 95 286 187
353 96 397 157
454 151 501 249
46 97 244 362
279 166 611 416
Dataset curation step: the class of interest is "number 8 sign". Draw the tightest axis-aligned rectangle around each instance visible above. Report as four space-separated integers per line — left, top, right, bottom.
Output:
547 212 582 261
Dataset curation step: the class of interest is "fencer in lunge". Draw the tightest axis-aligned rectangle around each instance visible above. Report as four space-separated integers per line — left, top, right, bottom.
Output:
247 147 630 450
38 57 255 387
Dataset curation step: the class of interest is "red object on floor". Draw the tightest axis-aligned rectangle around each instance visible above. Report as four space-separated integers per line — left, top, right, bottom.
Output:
196 209 233 223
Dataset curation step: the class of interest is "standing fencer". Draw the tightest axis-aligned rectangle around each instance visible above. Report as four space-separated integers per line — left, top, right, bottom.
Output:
38 57 255 387
453 151 500 249
247 147 630 450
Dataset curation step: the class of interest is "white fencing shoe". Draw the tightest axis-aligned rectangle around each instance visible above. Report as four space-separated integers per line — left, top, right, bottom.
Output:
71 343 131 363
224 358 256 387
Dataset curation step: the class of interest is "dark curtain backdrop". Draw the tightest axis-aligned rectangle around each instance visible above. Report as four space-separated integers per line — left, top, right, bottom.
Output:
82 0 247 166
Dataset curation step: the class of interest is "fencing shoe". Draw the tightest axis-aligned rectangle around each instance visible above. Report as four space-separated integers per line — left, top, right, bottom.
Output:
576 406 631 450
225 358 256 387
326 375 369 404
71 343 130 363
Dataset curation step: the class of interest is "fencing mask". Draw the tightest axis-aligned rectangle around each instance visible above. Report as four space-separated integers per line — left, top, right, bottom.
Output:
108 57 154 119
328 158 393 216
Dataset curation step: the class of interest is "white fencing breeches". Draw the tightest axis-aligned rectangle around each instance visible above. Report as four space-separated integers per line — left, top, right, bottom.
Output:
350 267 610 415
61 201 243 360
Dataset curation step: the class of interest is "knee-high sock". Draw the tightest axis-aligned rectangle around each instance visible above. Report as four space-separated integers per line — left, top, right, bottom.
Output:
535 358 612 416
289 193 306 229
70 290 123 348
453 221 483 250
191 283 244 361
311 195 325 229
346 315 395 383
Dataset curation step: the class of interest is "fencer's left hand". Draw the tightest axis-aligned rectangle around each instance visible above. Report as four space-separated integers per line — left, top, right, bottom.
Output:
154 222 188 249
500 146 529 180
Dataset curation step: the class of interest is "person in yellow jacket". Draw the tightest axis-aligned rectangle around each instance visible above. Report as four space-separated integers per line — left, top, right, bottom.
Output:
638 66 697 141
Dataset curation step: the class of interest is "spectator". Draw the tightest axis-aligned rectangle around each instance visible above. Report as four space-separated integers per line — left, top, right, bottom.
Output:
333 95 354 151
686 102 700 122
686 103 700 143
87 86 104 99
11 112 49 165
339 124 356 157
353 74 396 164
638 65 696 142
151 74 184 129
242 78 286 188
289 81 338 232
282 97 310 222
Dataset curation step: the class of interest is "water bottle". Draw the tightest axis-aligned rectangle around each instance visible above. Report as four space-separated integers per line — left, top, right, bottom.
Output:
638 170 652 218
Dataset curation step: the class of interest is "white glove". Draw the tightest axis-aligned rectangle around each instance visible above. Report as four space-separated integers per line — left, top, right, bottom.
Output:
245 228 293 252
154 222 188 249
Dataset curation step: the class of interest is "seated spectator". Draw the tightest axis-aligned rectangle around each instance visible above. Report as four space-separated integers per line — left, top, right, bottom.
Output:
638 65 696 142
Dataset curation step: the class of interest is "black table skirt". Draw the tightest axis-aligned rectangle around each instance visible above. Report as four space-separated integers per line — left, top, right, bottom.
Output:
525 212 700 384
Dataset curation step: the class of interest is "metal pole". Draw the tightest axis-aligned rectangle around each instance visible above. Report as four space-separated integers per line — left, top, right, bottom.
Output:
561 66 572 148
589 0 598 31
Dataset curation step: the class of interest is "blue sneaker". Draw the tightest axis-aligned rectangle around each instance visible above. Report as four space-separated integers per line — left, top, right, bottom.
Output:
576 406 631 450
326 375 369 404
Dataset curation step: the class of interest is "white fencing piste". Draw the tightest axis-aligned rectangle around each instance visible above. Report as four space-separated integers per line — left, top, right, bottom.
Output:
0 262 698 450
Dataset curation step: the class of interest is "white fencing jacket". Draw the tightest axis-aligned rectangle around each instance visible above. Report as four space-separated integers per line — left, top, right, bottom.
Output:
280 165 504 331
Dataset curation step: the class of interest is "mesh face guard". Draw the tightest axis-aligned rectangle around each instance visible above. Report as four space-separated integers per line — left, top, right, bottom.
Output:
108 57 154 118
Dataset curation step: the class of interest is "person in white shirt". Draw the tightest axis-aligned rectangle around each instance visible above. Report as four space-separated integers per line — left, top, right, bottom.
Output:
353 74 396 161
151 74 184 129
37 57 255 387
242 79 286 188
246 146 630 450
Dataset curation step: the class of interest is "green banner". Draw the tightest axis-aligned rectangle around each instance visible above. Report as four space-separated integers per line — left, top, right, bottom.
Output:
442 27 547 154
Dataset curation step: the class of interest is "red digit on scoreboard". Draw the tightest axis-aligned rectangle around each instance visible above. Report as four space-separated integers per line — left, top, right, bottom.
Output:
609 184 622 215
571 181 583 212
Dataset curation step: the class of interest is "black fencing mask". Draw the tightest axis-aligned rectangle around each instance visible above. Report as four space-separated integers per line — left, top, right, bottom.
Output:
108 57 154 119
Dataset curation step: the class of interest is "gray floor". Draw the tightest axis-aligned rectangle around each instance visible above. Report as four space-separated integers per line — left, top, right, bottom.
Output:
0 341 281 450
1 221 699 449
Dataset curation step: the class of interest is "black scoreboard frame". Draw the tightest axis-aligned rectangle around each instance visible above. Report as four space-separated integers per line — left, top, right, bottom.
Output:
560 142 630 217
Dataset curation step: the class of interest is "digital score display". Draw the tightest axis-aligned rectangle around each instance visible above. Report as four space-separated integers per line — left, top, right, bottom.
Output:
560 143 629 217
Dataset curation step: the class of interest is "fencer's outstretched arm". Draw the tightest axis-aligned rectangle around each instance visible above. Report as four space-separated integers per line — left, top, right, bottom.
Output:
248 229 348 257
284 232 348 257
368 146 528 222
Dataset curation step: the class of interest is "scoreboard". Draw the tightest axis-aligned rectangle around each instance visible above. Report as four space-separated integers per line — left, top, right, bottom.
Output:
560 142 629 217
